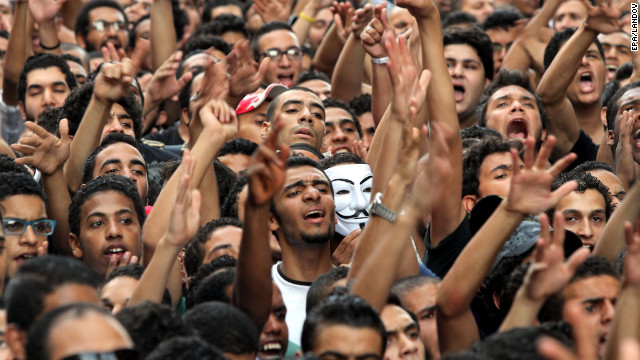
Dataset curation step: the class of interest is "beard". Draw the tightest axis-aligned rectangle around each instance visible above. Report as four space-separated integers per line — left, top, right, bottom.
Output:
300 231 332 244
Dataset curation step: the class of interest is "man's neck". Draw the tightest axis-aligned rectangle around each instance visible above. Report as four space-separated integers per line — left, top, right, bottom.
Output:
279 242 332 283
574 103 604 142
458 110 478 130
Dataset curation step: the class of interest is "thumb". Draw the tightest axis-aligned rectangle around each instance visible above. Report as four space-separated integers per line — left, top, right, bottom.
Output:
59 118 70 140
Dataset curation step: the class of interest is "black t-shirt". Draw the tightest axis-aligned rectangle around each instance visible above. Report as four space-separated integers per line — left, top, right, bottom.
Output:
143 124 184 146
422 214 472 279
567 129 599 171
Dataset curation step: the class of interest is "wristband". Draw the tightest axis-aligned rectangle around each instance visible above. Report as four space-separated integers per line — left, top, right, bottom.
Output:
40 40 61 50
299 12 316 23
371 56 389 64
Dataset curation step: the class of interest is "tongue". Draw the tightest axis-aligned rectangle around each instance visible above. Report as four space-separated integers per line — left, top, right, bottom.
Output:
278 76 294 87
579 79 594 93
454 89 464 102
507 132 526 139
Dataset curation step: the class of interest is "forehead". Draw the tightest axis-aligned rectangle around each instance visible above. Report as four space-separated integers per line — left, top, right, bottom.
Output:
80 191 137 218
444 43 481 61
284 165 329 186
555 189 606 211
299 79 330 91
616 87 640 110
555 0 587 15
95 142 144 167
480 151 513 172
563 274 620 300
589 170 623 192
89 6 125 21
278 90 323 109
208 225 242 243
488 85 535 103
325 107 353 122
259 29 299 51
26 66 67 85
0 194 46 216
404 283 440 309
381 305 415 329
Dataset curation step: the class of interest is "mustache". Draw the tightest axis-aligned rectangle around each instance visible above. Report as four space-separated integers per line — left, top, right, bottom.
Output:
336 209 369 219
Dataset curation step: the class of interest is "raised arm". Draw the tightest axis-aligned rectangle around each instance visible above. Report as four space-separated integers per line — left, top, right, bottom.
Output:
28 0 65 54
311 2 352 77
291 0 331 46
436 136 578 354
233 117 289 329
11 119 73 255
536 0 620 159
150 0 176 70
3 1 29 106
63 56 136 193
499 212 589 331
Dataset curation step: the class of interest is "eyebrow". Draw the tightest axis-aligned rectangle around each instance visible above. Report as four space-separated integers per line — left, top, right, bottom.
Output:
494 94 535 102
490 164 512 173
281 99 325 114
621 99 640 108
386 322 419 337
209 243 232 255
283 179 331 193
100 158 147 170
418 305 437 314
86 209 133 220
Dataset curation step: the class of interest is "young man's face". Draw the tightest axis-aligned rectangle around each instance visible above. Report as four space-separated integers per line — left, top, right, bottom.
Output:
567 43 606 108
92 142 148 201
0 194 48 279
612 87 640 164
80 6 129 52
258 30 303 88
484 85 544 141
100 103 136 140
597 32 632 81
380 304 426 360
20 67 70 122
459 0 494 23
238 101 270 144
100 275 139 314
47 311 134 360
445 43 488 122
264 90 326 150
555 189 607 250
311 323 383 360
124 0 153 24
0 0 12 32
485 27 519 76
258 284 288 360
323 107 361 154
307 8 333 49
562 275 620 358
70 191 142 277
400 282 441 360
388 7 414 34
271 166 335 247
201 225 242 264
553 0 587 32
298 79 331 101
66 60 89 86
478 151 514 198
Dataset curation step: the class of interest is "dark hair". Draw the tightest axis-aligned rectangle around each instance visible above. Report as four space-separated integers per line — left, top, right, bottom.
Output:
220 176 248 219
61 43 91 71
69 175 146 236
290 143 326 160
349 94 371 116
472 322 574 359
61 53 84 68
319 152 365 170
81 132 145 185
74 0 129 51
61 81 143 139
549 172 613 221
615 62 633 81
601 80 620 118
296 71 331 86
146 336 226 360
571 161 615 174
543 28 605 70
482 7 524 31
186 255 237 308
0 155 32 176
443 26 494 80
219 138 258 157
37 107 65 137
306 266 350 313
183 301 259 355
462 138 518 197
251 22 294 57
442 11 478 29
115 301 193 358
193 14 249 40
391 275 441 305
302 294 386 354
0 30 8 39
26 303 115 360
460 125 503 149
323 97 363 137
477 68 547 129
178 67 205 111
18 54 77 106
605 80 640 132
162 158 182 183
265 87 323 123
0 172 47 204
5 255 100 331
103 263 144 284
539 256 619 323
193 268 236 305
184 217 243 277
202 0 243 23
215 159 239 207
183 34 232 56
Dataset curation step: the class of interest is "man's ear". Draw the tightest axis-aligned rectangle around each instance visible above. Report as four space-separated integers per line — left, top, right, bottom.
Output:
181 108 191 126
600 106 608 128
76 34 86 50
69 233 83 259
6 324 27 360
268 212 279 232
462 195 478 213
18 101 26 121
261 121 271 140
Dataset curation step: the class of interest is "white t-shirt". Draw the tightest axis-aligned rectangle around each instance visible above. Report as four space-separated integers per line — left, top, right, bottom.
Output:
272 262 311 347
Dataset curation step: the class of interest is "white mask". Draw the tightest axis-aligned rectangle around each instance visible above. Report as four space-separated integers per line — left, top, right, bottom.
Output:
324 163 373 236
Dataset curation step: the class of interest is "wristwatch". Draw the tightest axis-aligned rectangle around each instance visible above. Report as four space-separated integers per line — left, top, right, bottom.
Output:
368 192 396 222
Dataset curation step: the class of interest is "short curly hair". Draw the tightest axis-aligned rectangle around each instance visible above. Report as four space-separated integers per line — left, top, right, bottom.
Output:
548 171 613 222
462 137 519 198
443 26 494 81
0 172 47 204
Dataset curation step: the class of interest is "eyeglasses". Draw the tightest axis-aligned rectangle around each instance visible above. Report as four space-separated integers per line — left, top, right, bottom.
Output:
61 349 139 360
259 47 302 62
2 219 56 236
90 20 127 32
492 43 512 54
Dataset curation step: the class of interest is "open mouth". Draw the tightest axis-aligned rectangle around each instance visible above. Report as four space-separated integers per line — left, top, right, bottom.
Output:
332 146 350 154
104 245 127 261
453 84 465 102
582 243 594 252
578 72 594 93
607 64 617 74
258 342 283 360
633 124 640 149
15 253 36 265
304 208 326 223
506 118 528 139
277 74 295 87
295 127 314 139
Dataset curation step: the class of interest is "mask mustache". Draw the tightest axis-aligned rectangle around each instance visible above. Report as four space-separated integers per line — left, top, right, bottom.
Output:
337 209 369 220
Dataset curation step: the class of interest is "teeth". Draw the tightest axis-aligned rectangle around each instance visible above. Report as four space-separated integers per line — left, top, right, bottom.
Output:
607 65 617 71
634 129 640 138
261 343 282 351
580 73 592 80
22 254 34 259
306 210 323 218
107 248 124 254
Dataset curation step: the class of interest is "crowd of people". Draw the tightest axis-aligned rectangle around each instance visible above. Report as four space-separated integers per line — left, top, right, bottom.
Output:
0 0 637 358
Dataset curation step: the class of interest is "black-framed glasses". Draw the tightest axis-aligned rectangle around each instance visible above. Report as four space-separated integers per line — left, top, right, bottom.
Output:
61 349 139 360
90 20 127 32
259 47 302 62
2 219 56 236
